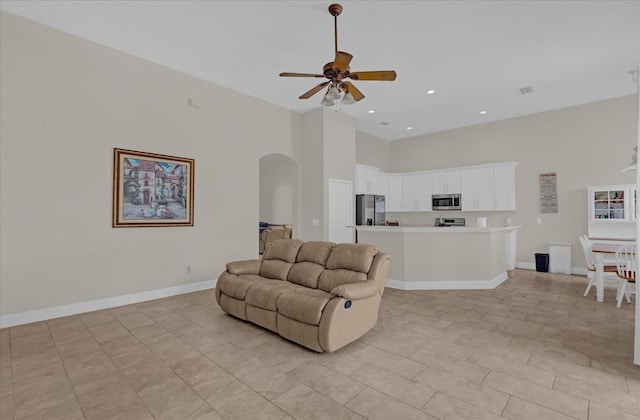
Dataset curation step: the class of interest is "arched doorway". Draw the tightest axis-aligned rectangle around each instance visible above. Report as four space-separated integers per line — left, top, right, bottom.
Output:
259 154 298 237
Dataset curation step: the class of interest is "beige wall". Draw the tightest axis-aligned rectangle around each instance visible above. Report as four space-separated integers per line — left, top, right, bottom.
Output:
300 109 325 240
383 96 638 267
259 154 298 228
356 131 391 170
0 12 302 316
300 107 357 241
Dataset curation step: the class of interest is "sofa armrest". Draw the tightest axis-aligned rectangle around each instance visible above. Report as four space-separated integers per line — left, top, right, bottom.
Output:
331 280 380 300
226 260 261 275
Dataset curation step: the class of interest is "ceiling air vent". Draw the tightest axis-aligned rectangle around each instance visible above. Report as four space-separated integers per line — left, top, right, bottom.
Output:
519 86 534 95
380 122 390 126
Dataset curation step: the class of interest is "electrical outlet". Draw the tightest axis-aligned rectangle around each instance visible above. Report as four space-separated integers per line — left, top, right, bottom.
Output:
312 219 320 226
536 217 542 225
187 265 194 275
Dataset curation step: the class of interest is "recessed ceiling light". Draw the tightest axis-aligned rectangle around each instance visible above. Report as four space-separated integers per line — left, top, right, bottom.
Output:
427 90 435 94
479 111 487 115
368 110 375 114
407 126 413 130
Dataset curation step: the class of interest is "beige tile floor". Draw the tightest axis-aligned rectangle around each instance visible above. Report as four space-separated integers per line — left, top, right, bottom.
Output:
1 269 640 419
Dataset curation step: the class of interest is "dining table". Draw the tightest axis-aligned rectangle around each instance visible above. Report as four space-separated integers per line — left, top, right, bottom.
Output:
591 242 633 303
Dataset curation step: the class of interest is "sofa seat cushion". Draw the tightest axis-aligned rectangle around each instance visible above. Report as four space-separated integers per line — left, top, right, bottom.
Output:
245 280 302 311
217 272 267 300
277 288 332 326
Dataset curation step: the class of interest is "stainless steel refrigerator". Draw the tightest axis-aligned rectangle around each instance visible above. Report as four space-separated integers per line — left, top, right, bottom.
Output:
356 194 385 226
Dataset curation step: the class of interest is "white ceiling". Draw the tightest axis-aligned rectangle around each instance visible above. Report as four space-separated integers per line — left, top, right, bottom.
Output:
1 0 639 141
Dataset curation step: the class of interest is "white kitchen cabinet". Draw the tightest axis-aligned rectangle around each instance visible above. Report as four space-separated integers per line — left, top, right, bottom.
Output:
461 163 516 211
401 173 432 211
588 186 630 221
431 170 461 194
387 174 403 212
356 161 516 213
587 184 636 240
377 172 389 200
356 164 386 195
493 164 516 211
461 167 494 211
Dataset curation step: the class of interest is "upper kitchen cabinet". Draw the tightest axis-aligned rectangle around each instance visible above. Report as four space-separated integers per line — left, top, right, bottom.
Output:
401 173 432 211
493 164 516 211
461 167 494 211
461 162 516 211
431 170 461 194
386 174 403 212
357 161 516 213
356 164 387 196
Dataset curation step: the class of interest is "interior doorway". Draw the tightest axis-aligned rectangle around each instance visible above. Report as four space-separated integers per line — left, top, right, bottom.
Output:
328 178 354 243
259 154 298 235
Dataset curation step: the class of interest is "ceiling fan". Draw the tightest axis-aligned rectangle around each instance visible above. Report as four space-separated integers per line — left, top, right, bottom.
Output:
279 3 396 106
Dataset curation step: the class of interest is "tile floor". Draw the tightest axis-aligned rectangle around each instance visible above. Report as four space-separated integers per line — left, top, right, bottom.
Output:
1 269 640 419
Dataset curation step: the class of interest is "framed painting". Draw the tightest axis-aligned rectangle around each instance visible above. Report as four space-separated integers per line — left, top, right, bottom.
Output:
113 148 194 227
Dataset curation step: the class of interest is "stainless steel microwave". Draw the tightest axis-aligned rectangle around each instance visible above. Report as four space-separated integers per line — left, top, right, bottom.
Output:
432 193 461 211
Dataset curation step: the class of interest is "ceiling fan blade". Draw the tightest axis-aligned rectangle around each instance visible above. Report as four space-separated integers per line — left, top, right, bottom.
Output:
280 72 326 78
299 81 330 99
349 70 397 81
342 81 365 101
333 51 353 72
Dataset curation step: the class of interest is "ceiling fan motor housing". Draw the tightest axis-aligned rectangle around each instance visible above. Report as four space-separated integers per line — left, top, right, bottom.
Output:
328 4 343 17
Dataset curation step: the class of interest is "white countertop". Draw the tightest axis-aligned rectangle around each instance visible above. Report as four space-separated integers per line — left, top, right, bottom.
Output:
353 225 521 233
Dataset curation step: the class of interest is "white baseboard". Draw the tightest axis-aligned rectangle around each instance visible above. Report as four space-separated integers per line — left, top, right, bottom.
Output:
571 267 588 276
385 271 508 291
516 262 536 271
0 279 217 329
516 261 588 276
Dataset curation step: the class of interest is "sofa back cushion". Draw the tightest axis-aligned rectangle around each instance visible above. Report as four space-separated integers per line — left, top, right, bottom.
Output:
325 243 378 273
318 269 367 292
296 241 335 265
260 239 303 280
286 242 334 288
288 262 324 288
318 243 378 292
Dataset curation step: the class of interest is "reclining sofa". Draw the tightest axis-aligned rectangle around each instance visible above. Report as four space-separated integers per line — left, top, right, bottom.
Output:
215 239 391 352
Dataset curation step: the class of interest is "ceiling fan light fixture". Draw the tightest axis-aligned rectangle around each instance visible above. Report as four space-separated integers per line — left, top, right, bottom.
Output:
326 85 342 100
321 95 335 106
341 91 356 105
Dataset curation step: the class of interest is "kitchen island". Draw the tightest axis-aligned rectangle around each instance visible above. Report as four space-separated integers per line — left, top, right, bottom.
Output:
355 225 521 290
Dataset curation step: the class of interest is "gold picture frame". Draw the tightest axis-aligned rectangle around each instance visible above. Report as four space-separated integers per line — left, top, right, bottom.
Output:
113 148 194 227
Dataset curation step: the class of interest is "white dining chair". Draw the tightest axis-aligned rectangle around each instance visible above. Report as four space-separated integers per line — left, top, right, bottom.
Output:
615 244 636 308
579 236 620 297
581 235 616 264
